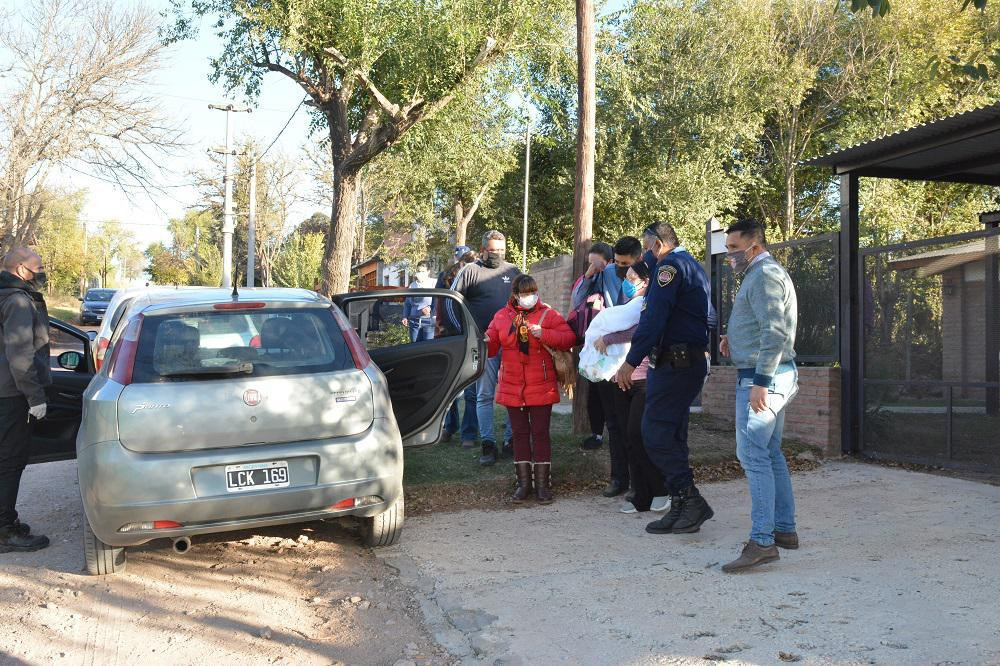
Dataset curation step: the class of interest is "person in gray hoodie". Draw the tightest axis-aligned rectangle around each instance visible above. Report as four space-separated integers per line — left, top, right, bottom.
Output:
0 248 52 553
718 219 798 573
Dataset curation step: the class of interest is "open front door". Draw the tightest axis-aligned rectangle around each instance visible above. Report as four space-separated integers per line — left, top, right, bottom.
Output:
28 318 95 463
333 289 483 446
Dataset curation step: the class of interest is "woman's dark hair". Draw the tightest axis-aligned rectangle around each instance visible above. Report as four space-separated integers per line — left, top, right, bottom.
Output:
629 260 651 283
511 274 538 296
459 250 478 264
588 242 613 262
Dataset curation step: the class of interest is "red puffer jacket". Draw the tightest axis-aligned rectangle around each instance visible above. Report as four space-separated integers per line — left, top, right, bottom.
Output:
485 301 577 408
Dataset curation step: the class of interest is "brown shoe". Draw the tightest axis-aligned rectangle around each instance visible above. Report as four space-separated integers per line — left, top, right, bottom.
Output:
774 531 799 550
512 462 533 503
534 463 553 504
721 540 779 573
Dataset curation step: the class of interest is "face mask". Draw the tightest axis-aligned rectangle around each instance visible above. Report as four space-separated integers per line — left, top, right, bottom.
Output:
482 249 505 268
726 245 755 275
615 264 629 279
622 280 638 299
415 270 429 281
517 293 538 309
22 266 47 290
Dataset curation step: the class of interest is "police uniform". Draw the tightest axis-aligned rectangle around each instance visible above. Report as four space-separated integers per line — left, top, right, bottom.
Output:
625 247 716 532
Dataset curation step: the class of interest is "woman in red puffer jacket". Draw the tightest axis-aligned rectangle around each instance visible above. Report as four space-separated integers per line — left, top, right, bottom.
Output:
485 275 576 505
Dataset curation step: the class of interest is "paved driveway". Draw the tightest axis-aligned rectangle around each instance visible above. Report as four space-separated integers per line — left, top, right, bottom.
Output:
380 462 1000 665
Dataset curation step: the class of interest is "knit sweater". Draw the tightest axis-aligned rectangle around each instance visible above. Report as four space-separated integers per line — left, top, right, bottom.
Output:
726 255 797 387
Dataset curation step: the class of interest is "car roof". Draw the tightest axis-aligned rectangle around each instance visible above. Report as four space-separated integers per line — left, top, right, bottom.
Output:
132 288 327 315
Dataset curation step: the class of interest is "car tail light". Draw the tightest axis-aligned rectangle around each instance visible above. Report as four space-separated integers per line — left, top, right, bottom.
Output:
213 302 266 310
330 496 381 511
331 307 371 369
331 498 356 510
109 315 144 386
95 337 110 371
118 520 183 532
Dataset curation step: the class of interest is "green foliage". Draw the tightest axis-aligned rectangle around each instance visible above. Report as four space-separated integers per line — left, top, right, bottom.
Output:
273 232 325 288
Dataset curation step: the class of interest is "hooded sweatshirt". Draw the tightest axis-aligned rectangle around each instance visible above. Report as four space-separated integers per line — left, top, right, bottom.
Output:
0 271 51 406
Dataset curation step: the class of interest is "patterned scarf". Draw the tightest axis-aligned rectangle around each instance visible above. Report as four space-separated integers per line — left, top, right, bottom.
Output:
510 303 533 356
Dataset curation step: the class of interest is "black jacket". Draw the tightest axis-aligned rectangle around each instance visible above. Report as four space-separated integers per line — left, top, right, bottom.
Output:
0 272 51 406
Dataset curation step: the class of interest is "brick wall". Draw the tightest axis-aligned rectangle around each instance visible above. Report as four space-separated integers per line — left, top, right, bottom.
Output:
701 365 842 457
529 254 574 318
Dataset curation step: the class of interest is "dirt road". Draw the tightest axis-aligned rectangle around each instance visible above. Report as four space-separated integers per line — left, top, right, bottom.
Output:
0 460 445 666
379 461 1000 665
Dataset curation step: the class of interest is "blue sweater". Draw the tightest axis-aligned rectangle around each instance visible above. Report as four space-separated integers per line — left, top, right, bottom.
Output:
726 255 797 386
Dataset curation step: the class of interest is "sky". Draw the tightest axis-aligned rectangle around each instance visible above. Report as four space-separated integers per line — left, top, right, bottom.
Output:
48 0 321 250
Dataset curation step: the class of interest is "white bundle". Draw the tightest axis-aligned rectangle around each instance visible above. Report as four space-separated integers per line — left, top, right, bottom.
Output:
578 296 643 382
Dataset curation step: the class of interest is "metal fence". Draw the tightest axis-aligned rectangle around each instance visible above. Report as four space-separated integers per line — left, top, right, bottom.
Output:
711 232 840 364
859 228 1000 472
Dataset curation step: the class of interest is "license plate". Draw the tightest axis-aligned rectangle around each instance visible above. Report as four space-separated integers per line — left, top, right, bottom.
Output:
225 461 289 493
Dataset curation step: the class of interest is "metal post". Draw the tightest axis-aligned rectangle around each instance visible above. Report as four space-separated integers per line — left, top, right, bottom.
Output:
839 173 861 455
208 103 251 289
982 214 1000 416
247 160 257 288
521 118 531 273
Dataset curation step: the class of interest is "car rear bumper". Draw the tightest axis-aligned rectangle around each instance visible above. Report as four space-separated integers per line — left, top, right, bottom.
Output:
78 417 404 546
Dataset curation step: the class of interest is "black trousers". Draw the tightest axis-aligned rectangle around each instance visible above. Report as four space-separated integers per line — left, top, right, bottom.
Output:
612 380 667 510
586 379 605 436
0 396 31 528
641 358 708 494
594 380 628 486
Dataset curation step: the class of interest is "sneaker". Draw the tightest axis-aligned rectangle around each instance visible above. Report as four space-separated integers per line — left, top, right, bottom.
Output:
722 540 780 573
0 525 49 553
580 435 603 450
619 502 638 514
479 440 497 467
774 531 799 550
650 496 671 513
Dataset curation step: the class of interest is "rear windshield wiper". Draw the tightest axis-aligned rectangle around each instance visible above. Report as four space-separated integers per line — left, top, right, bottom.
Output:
159 363 254 378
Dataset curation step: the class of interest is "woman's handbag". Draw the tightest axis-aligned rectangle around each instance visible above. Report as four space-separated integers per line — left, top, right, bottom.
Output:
538 309 577 398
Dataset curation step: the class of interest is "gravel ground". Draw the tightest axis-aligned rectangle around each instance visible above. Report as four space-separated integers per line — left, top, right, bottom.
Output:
378 461 1000 666
0 460 445 666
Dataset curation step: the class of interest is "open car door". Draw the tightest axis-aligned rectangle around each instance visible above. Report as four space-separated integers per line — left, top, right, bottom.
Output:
28 318 95 463
332 289 484 446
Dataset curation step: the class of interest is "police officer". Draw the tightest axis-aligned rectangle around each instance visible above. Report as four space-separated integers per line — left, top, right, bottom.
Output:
615 221 716 536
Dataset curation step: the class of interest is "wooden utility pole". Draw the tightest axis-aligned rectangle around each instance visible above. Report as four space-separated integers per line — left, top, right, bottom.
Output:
572 0 597 434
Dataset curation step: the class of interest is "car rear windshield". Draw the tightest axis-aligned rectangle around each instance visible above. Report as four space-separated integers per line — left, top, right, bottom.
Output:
130 308 354 383
85 289 115 302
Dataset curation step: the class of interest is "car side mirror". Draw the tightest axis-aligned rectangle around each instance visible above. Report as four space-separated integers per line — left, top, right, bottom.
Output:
87 331 97 341
58 351 83 371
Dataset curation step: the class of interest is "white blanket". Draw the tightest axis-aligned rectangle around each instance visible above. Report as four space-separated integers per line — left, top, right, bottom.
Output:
578 297 643 382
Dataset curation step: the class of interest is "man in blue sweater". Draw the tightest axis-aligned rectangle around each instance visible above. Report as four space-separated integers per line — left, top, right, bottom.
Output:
718 219 799 573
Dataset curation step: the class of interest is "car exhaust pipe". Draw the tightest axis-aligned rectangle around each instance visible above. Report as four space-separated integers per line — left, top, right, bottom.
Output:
172 536 191 555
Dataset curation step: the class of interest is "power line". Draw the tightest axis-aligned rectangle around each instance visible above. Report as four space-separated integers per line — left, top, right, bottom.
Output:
258 96 308 162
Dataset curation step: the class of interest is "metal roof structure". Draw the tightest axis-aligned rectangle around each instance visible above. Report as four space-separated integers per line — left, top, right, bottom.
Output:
802 102 1000 185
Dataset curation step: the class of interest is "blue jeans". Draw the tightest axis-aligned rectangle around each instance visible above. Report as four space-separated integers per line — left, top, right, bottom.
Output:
477 354 512 443
444 384 478 439
408 317 434 342
735 362 798 547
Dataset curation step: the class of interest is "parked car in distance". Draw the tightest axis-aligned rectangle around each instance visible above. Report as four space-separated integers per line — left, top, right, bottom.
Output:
36 287 482 575
78 289 116 325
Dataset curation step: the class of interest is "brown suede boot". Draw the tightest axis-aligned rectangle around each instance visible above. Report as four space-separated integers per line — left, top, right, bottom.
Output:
512 462 533 503
722 540 779 573
534 463 553 504
774 531 799 550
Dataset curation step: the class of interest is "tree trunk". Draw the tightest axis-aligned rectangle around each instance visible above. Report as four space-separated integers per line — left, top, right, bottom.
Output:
455 199 468 247
572 0 597 435
319 169 359 296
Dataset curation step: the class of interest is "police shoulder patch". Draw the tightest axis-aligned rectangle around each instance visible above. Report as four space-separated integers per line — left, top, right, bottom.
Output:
657 265 678 287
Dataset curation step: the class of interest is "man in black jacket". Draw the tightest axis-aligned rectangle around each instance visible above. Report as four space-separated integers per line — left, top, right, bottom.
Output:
0 248 52 553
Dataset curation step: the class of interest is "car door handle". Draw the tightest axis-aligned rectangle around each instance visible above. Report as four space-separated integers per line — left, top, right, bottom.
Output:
58 392 81 400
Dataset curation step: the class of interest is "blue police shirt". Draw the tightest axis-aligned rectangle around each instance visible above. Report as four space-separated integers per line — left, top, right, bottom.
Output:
625 248 717 368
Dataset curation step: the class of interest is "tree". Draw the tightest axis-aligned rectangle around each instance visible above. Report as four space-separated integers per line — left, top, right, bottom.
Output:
32 189 88 294
145 241 190 286
169 0 569 293
273 232 324 288
0 0 180 246
87 220 138 287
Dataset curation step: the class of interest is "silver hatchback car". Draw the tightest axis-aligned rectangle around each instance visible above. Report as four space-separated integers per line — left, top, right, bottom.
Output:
34 287 481 574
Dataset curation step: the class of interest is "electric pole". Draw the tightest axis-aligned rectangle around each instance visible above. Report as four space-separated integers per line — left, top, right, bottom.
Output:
209 103 251 289
247 159 257 288
521 111 532 273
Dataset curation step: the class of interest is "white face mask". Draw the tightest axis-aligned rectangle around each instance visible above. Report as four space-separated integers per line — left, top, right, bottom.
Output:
517 293 538 309
415 269 429 281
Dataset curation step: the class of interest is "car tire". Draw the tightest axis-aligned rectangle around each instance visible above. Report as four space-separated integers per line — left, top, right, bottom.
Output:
360 495 404 547
83 520 126 575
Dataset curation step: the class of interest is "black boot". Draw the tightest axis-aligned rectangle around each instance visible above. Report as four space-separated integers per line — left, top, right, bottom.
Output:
645 494 683 534
534 463 554 504
479 439 497 466
670 486 714 533
512 462 533 503
500 439 513 459
0 524 49 553
602 479 624 497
